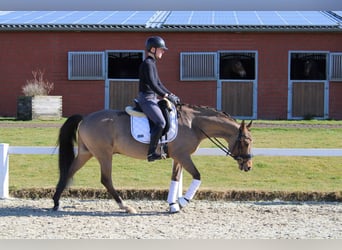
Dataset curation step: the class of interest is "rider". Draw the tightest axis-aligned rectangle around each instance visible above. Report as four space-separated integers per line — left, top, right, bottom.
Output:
138 36 180 162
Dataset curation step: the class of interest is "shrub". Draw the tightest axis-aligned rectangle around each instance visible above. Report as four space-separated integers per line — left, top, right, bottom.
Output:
22 69 54 96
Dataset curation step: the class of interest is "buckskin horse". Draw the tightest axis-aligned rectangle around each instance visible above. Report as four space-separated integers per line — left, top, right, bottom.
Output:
52 103 253 213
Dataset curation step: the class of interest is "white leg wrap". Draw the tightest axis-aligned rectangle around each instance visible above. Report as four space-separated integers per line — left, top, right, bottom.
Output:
169 203 180 213
179 179 201 208
184 179 201 200
178 197 189 208
167 181 179 204
167 181 180 213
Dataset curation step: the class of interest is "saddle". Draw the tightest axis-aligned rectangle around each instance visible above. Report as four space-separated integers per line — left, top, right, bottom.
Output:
125 98 178 144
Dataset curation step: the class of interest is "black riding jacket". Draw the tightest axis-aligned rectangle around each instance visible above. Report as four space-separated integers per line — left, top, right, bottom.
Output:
139 56 171 97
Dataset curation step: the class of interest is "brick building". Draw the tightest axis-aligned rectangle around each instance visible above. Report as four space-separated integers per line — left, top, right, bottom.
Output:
1 11 342 119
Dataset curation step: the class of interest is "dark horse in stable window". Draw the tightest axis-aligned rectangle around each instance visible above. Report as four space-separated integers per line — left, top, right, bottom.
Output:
303 59 326 80
219 54 255 80
291 54 326 80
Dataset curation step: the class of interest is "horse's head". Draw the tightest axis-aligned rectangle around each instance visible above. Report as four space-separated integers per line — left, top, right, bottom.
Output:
231 59 246 78
304 59 313 77
231 120 253 172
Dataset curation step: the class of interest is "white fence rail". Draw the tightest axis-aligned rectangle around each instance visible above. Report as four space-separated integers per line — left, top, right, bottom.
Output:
1 143 342 199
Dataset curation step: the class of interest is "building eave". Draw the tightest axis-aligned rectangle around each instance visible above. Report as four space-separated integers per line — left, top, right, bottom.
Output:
0 24 341 32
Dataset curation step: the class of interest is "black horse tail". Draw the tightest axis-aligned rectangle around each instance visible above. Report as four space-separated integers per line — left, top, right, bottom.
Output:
58 114 83 181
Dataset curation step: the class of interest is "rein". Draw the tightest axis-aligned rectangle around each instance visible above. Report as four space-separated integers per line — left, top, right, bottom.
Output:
199 128 252 161
199 128 231 156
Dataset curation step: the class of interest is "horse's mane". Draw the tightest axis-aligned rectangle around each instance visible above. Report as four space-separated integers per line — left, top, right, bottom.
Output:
178 103 236 122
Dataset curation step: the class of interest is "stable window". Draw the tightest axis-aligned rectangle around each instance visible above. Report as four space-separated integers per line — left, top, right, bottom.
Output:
219 52 256 80
180 52 217 81
68 51 105 80
290 52 327 80
107 51 144 79
330 53 342 81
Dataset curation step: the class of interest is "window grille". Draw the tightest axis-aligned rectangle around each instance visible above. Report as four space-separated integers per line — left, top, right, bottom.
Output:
180 52 217 81
330 53 342 81
68 51 105 80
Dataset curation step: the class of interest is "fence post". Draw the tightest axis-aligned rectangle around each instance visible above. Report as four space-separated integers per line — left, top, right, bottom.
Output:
0 143 9 199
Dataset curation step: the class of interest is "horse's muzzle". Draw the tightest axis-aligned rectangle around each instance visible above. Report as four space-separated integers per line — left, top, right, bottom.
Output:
238 161 252 172
236 159 252 172
235 155 252 172
240 164 252 172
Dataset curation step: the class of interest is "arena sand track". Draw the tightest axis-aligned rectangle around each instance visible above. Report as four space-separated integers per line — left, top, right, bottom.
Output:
1 121 341 239
0 198 341 239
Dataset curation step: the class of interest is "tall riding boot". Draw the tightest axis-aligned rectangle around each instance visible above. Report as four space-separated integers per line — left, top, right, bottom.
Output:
147 125 164 162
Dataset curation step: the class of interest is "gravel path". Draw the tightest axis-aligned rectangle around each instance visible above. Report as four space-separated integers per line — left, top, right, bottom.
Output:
0 198 341 239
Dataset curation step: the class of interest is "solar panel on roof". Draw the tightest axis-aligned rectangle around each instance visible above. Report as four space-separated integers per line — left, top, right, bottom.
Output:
236 12 262 25
302 11 337 25
189 11 213 25
214 11 236 25
165 11 192 25
256 11 285 25
32 11 71 24
123 11 155 25
164 11 338 26
0 11 32 24
333 11 342 17
0 11 154 25
0 10 339 28
73 11 111 24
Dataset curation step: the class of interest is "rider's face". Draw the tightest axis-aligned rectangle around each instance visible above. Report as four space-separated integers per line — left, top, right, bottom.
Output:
154 47 165 59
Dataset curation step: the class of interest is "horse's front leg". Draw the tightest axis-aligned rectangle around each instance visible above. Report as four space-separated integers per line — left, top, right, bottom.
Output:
178 179 201 209
176 156 201 210
167 160 183 213
167 157 202 213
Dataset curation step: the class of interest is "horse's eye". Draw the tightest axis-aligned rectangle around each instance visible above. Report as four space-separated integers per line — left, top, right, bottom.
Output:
243 139 250 146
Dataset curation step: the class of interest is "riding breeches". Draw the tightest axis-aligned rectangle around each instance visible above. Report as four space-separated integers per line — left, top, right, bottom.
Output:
137 92 166 129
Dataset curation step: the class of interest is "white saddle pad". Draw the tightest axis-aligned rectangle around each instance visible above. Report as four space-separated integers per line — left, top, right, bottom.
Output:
130 106 178 144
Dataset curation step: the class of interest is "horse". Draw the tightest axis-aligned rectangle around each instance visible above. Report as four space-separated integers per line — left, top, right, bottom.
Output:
303 59 325 80
52 103 253 214
220 58 247 79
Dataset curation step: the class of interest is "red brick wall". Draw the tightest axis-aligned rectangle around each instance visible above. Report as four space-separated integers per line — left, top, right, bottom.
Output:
0 31 342 119
330 82 342 120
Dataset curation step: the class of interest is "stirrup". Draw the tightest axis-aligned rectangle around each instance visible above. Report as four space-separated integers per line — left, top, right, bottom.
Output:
147 152 162 162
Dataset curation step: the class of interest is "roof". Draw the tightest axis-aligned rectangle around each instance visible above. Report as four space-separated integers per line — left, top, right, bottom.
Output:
0 11 341 32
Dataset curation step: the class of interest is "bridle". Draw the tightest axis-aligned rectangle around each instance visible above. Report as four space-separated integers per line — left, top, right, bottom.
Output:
199 128 253 162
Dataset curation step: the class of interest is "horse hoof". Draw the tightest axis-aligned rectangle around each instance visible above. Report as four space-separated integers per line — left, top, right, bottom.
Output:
169 203 180 213
52 205 59 211
178 197 189 208
125 206 138 214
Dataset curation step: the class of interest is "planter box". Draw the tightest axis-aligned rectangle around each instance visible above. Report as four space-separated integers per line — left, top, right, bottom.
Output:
17 96 62 120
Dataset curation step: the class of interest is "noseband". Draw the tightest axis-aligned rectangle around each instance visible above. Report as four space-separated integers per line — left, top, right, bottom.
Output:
199 128 252 162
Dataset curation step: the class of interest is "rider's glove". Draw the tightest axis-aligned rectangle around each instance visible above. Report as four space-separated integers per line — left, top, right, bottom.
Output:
167 93 181 105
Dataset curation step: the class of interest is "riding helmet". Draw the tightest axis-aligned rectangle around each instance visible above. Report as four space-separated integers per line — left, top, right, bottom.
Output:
145 36 168 51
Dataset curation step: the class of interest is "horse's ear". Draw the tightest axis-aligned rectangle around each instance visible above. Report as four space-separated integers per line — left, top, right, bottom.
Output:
247 120 253 130
240 120 245 129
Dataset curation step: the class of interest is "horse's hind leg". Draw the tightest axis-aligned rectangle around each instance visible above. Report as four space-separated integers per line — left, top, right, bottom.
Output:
53 152 92 211
97 156 137 214
67 152 92 183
